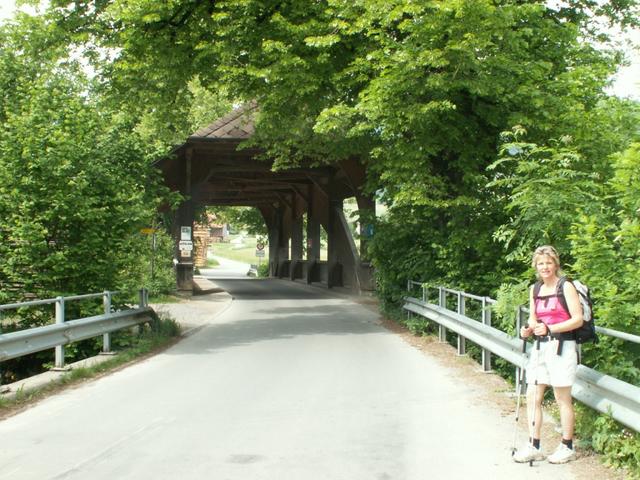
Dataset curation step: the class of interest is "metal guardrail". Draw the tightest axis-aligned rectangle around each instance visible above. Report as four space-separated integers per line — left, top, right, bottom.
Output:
403 282 640 433
0 307 157 362
0 289 156 376
406 281 640 345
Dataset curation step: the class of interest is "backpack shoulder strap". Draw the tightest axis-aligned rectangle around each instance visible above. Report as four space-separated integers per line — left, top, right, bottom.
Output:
557 276 568 293
533 280 543 299
556 276 570 314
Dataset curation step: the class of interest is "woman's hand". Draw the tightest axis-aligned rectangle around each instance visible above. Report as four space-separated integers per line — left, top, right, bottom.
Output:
533 322 549 336
520 325 533 338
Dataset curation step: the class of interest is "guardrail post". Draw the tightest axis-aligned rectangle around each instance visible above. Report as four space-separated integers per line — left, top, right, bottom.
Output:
137 289 149 335
101 291 116 355
406 281 411 321
457 293 466 356
53 297 67 370
422 284 427 303
138 288 148 308
481 297 492 372
438 287 447 343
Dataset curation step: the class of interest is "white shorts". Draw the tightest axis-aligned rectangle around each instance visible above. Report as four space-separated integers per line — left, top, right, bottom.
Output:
525 339 577 387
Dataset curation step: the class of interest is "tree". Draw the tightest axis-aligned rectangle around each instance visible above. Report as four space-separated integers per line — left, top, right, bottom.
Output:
0 15 174 304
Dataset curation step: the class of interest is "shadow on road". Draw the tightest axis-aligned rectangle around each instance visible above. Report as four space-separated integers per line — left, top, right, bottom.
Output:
202 277 345 301
166 278 381 354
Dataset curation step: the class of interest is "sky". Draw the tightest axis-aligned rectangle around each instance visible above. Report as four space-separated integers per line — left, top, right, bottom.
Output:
0 0 638 99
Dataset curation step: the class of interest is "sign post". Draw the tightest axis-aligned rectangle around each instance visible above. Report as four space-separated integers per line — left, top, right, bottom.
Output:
255 242 265 267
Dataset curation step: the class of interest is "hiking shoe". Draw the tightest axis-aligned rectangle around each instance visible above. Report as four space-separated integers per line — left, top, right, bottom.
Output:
547 443 576 464
513 443 545 463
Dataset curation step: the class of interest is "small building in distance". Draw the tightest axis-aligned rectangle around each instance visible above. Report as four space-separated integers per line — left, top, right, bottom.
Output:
193 213 229 267
209 223 229 243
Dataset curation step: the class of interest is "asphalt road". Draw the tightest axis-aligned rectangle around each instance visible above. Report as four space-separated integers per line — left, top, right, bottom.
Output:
0 277 580 480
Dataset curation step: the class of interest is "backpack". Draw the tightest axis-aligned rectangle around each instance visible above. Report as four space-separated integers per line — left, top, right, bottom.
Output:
533 277 598 344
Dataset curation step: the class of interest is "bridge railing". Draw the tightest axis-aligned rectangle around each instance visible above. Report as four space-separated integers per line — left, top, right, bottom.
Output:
404 280 640 433
0 289 157 380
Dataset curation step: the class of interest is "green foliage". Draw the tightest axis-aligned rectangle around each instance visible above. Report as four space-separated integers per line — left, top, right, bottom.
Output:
116 229 177 298
0 71 164 299
576 405 640 477
257 262 270 278
209 207 268 237
134 76 233 151
403 313 436 337
368 199 512 309
0 13 179 383
491 280 530 335
488 127 604 263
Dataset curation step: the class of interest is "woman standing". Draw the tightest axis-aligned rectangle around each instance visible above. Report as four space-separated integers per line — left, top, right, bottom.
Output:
513 245 583 464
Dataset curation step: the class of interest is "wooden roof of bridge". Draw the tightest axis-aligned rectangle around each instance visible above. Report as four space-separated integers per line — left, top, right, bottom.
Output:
190 101 256 140
155 103 366 208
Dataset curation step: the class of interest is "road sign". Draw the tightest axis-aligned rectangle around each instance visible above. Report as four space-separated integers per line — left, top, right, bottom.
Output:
140 228 157 235
180 226 191 241
255 250 265 257
256 243 265 251
179 240 193 251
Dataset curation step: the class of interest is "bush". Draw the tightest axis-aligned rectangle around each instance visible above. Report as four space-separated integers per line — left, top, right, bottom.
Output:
257 263 270 278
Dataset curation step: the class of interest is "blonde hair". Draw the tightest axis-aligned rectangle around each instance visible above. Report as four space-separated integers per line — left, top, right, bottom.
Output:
531 245 564 278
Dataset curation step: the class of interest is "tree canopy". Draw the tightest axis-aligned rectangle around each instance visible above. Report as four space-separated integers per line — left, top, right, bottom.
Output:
0 13 176 302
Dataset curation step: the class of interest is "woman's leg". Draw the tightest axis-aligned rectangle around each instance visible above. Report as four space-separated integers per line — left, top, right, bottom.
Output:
553 386 574 441
514 382 548 462
548 385 577 463
527 383 547 440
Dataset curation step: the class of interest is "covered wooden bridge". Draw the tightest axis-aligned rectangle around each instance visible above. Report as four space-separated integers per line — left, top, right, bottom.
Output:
154 103 375 294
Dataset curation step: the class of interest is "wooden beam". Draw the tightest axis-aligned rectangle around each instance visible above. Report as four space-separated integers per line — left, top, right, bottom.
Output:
275 192 294 211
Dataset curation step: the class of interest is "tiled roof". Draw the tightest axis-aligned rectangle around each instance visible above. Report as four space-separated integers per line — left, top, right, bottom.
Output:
190 101 257 140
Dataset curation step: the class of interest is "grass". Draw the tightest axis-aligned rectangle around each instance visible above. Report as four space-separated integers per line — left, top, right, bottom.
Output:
148 292 184 304
210 234 328 265
0 315 181 417
210 236 261 265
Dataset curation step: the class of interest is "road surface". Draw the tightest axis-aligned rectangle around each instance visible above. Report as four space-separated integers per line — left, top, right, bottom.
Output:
203 255 252 279
0 278 580 479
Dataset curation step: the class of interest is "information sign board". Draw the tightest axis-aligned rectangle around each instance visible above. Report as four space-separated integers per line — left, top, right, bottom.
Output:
179 240 193 251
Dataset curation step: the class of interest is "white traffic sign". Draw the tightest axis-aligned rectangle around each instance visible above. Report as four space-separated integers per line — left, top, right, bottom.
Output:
256 243 265 251
255 250 265 257
179 240 193 251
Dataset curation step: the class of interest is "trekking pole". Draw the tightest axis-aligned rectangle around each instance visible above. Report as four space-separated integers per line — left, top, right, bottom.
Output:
511 337 527 456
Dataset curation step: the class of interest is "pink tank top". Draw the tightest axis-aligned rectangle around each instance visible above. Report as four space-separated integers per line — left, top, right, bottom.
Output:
535 294 570 325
